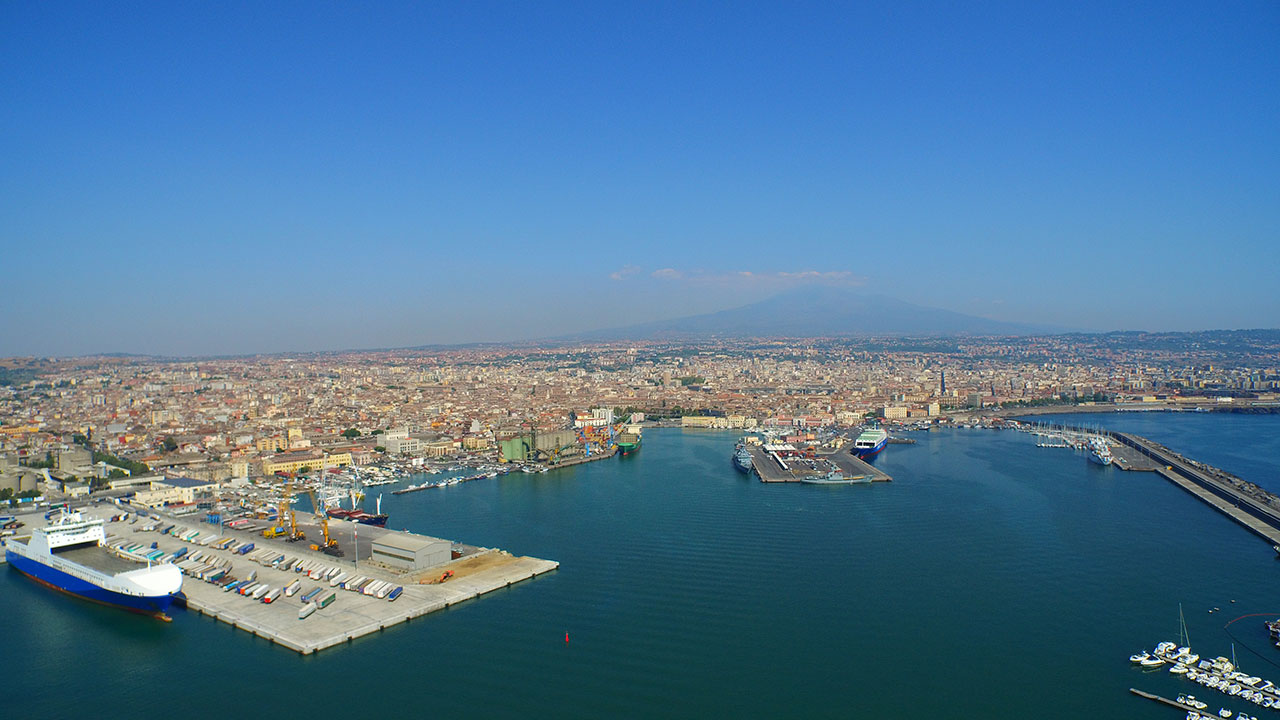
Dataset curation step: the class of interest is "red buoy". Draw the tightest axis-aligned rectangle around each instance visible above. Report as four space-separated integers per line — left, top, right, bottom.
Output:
564 632 569 643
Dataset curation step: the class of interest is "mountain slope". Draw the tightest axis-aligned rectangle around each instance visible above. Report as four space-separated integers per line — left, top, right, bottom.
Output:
575 288 1057 339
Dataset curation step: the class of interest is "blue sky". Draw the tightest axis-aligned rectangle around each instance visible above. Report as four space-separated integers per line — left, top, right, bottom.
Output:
2 1 1277 355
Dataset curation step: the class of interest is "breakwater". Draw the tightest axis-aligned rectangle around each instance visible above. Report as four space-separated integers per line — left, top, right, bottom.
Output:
1031 421 1280 547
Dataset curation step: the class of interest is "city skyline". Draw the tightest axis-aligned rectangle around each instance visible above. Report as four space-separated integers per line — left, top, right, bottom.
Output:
3 2 1278 356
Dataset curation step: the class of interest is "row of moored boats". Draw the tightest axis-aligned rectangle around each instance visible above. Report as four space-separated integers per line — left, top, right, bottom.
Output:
1131 641 1276 718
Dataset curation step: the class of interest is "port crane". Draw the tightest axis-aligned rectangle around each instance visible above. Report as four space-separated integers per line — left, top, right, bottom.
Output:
281 475 305 542
304 488 343 556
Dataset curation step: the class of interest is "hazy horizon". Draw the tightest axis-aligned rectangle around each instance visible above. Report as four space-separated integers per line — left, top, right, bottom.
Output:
3 2 1278 356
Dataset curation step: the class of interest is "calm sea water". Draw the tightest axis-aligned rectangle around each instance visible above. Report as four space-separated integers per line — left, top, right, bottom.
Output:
5 417 1280 719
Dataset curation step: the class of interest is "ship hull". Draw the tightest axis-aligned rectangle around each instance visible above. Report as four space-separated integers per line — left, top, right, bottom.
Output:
6 549 177 616
1088 452 1113 466
326 510 388 527
853 440 886 459
618 442 640 455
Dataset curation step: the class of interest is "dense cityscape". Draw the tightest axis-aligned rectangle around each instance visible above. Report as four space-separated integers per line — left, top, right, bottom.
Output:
3 332 1278 498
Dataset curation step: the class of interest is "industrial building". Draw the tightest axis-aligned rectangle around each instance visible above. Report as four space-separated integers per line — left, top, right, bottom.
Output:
371 532 451 571
498 428 578 463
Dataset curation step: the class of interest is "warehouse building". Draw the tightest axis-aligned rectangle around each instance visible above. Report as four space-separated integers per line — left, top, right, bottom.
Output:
371 531 451 571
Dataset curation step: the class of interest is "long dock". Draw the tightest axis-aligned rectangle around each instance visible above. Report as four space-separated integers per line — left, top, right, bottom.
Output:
93 508 557 655
1128 688 1214 717
1112 431 1280 546
1033 422 1280 548
181 551 558 654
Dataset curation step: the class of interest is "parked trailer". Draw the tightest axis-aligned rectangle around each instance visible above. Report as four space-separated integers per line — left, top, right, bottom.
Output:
387 586 403 601
326 567 341 580
298 603 317 620
224 580 246 593
376 583 391 600
263 588 281 604
363 580 381 596
237 543 255 555
251 584 270 600
283 580 301 597
318 593 336 609
330 572 348 587
301 587 324 603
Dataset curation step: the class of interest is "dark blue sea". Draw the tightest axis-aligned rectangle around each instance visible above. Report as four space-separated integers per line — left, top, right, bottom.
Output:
4 415 1280 719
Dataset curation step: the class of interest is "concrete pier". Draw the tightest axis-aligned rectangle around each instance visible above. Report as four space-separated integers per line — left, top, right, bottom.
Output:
180 551 558 654
747 443 891 483
1038 422 1280 548
1128 688 1214 717
93 507 557 655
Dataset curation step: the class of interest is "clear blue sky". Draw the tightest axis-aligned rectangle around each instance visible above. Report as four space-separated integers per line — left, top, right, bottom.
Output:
2 1 1277 356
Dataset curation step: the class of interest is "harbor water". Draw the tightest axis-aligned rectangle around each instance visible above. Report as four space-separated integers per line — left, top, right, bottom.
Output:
4 417 1280 719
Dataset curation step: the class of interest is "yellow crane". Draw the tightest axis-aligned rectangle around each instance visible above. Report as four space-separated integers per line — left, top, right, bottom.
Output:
304 488 342 556
281 476 304 542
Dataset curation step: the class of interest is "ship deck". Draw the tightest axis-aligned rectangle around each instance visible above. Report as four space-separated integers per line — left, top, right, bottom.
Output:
53 545 147 576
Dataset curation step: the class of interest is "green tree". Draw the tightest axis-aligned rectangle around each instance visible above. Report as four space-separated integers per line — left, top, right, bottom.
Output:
374 446 386 453
297 465 312 476
341 428 360 439
162 436 178 452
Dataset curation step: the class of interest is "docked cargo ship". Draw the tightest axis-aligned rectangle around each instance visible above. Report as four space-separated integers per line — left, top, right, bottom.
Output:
4 509 182 619
853 428 888 459
617 426 642 455
326 508 389 527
